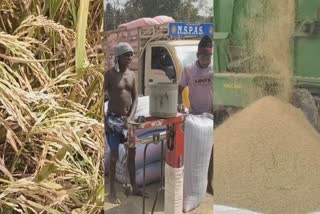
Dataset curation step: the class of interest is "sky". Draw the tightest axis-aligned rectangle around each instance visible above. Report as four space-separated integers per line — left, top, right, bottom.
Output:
105 0 213 16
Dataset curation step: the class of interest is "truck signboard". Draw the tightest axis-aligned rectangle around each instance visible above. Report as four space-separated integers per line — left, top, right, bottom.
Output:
169 22 214 38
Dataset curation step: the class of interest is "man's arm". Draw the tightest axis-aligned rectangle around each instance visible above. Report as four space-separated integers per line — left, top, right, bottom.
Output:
178 85 185 105
104 70 110 133
128 73 138 121
178 67 188 106
104 70 110 102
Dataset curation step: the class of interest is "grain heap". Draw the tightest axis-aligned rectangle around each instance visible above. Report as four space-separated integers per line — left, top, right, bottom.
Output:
213 96 320 214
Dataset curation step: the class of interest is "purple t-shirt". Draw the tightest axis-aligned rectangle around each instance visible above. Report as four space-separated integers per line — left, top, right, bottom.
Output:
179 61 213 114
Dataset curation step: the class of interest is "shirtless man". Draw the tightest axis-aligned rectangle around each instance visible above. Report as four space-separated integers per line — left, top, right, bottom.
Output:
178 35 214 195
105 42 145 204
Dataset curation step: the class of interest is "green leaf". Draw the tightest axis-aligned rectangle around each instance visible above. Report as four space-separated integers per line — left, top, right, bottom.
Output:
75 0 90 79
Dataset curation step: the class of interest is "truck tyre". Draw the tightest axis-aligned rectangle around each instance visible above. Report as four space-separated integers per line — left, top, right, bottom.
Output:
292 88 320 131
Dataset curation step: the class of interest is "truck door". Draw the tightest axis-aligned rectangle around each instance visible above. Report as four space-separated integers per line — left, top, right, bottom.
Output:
144 45 177 95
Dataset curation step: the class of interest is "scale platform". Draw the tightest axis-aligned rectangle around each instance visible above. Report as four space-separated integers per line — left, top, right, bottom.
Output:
126 113 185 214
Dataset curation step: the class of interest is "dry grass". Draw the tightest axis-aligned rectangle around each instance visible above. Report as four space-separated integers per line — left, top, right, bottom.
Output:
0 1 104 213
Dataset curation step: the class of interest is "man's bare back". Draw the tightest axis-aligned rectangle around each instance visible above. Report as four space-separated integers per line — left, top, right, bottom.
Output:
105 68 136 116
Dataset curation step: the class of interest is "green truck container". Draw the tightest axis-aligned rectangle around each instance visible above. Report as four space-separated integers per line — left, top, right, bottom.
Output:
213 0 320 129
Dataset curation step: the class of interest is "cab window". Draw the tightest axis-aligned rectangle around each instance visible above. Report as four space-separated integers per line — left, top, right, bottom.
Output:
151 47 176 81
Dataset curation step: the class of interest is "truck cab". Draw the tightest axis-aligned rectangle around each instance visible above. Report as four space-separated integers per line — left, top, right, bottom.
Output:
141 40 200 107
105 22 213 109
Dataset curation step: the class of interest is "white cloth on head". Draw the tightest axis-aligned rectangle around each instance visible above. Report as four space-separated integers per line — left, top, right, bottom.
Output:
114 57 120 72
114 42 133 57
113 42 133 72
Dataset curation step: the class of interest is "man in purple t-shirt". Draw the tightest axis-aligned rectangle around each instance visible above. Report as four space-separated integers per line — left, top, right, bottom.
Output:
178 35 214 195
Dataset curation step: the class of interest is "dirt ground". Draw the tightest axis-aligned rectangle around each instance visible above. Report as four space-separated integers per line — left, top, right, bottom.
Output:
105 177 213 214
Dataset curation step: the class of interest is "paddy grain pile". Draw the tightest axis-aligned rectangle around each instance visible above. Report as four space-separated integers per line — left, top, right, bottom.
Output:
213 96 320 214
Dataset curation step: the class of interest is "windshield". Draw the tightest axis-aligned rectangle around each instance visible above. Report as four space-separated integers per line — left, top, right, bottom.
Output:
174 45 198 68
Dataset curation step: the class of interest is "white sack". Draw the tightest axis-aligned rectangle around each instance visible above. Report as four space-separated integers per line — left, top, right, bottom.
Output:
165 164 184 214
214 205 265 214
104 96 150 119
105 133 166 186
105 128 166 170
112 159 164 187
183 113 214 213
136 161 163 187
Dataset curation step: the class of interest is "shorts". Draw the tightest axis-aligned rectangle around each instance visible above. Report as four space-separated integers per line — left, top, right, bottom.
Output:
107 130 125 152
105 112 128 153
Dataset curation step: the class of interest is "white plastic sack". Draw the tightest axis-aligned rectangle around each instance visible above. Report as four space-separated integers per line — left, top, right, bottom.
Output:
214 205 264 214
104 96 150 119
165 164 184 214
135 141 166 169
136 161 163 187
183 113 214 213
113 160 164 187
105 135 166 186
134 96 150 118
105 128 166 169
